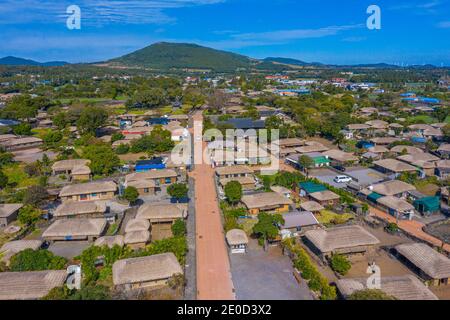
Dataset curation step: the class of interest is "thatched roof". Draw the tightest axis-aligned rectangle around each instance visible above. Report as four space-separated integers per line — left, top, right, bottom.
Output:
219 176 256 187
112 253 182 285
377 196 414 212
390 145 424 155
0 203 23 218
124 230 150 244
336 275 438 300
71 165 91 175
300 201 325 212
273 138 305 148
322 149 358 162
1 136 42 147
125 169 177 183
295 144 329 154
42 219 107 238
125 219 150 233
0 270 67 300
226 229 248 246
371 180 416 196
304 225 380 253
59 181 117 197
136 203 187 221
0 240 43 264
395 243 450 279
347 123 371 130
374 159 417 172
309 190 340 202
51 159 90 172
397 153 440 164
241 192 293 210
370 137 401 145
94 235 125 248
53 201 106 217
126 179 156 189
215 165 253 177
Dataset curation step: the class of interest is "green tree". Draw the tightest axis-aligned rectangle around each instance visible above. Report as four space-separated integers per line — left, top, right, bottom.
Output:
122 186 139 203
111 132 125 143
126 88 166 109
167 183 188 200
43 130 63 147
253 212 284 242
17 205 42 226
0 151 14 167
115 143 130 155
299 155 314 176
83 143 120 175
52 112 70 130
13 123 32 136
348 289 396 300
330 254 351 275
76 106 108 135
9 249 67 271
224 181 242 205
68 285 111 300
23 185 48 206
171 218 186 237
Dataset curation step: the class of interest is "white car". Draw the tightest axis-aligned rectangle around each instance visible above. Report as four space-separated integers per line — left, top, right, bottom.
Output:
334 175 352 183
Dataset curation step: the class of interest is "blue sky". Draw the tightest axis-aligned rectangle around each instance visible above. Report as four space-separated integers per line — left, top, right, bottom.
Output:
0 0 449 65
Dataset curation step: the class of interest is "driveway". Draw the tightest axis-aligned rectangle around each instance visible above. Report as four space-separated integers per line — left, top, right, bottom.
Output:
48 241 90 259
230 239 313 300
310 168 345 189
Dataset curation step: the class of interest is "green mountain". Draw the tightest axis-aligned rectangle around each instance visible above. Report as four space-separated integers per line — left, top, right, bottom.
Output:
109 42 259 72
0 56 68 66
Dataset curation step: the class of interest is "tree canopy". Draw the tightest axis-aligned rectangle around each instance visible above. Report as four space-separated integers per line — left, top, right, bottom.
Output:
224 181 243 205
9 249 67 272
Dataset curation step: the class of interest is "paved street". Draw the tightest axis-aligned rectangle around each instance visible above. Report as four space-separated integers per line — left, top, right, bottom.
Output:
190 112 235 300
230 239 313 300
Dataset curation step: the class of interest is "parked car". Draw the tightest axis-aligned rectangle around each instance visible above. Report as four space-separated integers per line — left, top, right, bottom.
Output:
334 175 352 183
333 165 346 172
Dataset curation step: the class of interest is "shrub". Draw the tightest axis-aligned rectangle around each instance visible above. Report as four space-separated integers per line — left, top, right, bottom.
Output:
330 254 351 275
122 186 139 204
9 249 67 272
224 181 242 205
171 218 186 237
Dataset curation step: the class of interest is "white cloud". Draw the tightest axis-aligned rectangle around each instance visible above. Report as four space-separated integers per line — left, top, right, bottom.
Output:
0 0 225 25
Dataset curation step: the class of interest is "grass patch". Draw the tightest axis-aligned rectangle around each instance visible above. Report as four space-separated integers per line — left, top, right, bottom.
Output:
3 164 39 188
239 218 258 235
406 115 437 124
316 210 354 225
106 223 119 236
31 128 52 139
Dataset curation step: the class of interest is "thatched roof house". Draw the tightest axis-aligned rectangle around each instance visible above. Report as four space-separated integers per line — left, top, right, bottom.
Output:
124 230 150 247
300 201 325 212
373 159 418 174
304 225 379 259
136 203 187 222
394 243 450 285
226 229 249 246
42 219 107 242
0 240 43 265
241 192 293 215
371 180 416 196
53 201 107 218
125 219 150 233
94 235 125 248
0 270 67 300
59 181 117 202
336 275 438 300
112 253 183 289
0 203 23 227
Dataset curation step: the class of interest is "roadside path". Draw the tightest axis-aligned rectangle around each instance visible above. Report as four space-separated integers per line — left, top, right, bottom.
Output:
190 112 235 300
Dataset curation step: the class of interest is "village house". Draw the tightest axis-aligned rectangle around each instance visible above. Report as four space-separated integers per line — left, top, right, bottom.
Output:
136 203 187 240
308 190 340 207
373 159 418 177
336 275 438 300
124 219 151 249
0 240 43 266
279 211 319 239
0 270 68 300
435 160 450 180
0 136 43 151
394 243 450 286
112 253 183 291
226 229 249 254
59 181 117 202
53 201 107 220
51 159 92 181
42 218 107 242
295 144 329 154
390 145 424 156
0 203 23 227
303 225 380 261
376 196 415 220
125 169 178 186
369 180 416 198
299 200 325 213
437 143 450 159
322 149 358 166
94 235 125 248
241 192 293 215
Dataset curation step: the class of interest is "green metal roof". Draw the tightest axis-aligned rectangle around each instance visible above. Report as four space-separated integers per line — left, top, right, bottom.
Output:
299 181 327 194
367 192 383 202
413 196 440 213
312 156 330 165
